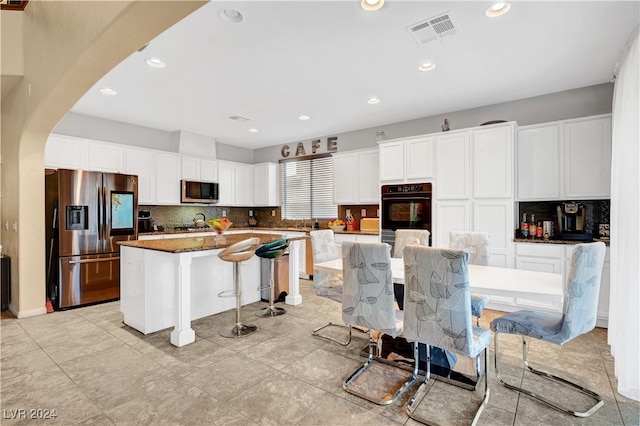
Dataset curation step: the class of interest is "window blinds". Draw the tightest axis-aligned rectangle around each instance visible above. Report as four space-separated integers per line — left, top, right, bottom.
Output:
280 155 337 220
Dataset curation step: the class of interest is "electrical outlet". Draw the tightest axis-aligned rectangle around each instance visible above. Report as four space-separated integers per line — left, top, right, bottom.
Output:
361 209 367 217
376 209 380 217
272 210 276 217
222 210 227 217
346 209 351 216
12 221 17 232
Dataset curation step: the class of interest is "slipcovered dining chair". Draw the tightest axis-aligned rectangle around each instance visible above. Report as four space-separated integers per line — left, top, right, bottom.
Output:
490 242 606 418
403 246 491 425
449 231 491 327
392 229 430 258
341 241 415 405
309 230 351 345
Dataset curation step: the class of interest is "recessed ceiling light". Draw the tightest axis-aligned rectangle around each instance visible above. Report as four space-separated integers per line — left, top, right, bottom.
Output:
248 128 259 133
418 63 436 72
298 115 310 121
99 88 117 95
220 9 244 23
361 0 384 12
145 57 166 68
367 97 380 105
485 2 511 18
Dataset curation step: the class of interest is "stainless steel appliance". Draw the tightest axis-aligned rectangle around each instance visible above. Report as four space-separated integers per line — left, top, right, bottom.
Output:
138 209 153 233
45 169 138 309
181 179 219 204
555 201 592 241
381 183 432 250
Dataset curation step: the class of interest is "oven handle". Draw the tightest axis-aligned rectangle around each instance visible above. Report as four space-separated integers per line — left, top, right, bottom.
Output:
68 257 120 265
382 196 431 201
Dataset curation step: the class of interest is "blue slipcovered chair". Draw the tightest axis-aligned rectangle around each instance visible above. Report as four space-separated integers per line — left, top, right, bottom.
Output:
403 246 491 425
341 241 415 405
309 230 351 345
490 242 606 417
449 231 491 327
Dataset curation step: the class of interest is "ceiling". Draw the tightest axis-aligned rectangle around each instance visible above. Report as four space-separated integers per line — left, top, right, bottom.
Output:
69 1 639 150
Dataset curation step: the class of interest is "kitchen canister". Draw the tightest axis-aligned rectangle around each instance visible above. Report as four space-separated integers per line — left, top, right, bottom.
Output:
543 221 554 240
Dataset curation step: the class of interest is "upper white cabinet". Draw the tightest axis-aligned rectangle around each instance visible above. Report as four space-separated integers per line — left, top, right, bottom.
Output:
45 134 88 170
333 148 379 204
87 141 124 173
234 163 254 206
564 116 611 198
217 161 235 206
516 114 611 200
254 163 278 206
379 136 433 183
125 147 155 204
472 124 514 199
181 157 218 182
517 124 561 200
435 131 470 199
154 152 181 204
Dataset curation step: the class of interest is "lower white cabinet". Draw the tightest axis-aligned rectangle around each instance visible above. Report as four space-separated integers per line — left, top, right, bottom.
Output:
513 243 564 313
334 233 380 258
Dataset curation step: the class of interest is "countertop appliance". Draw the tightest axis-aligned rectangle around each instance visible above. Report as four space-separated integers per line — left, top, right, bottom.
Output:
45 169 138 309
181 179 219 204
381 183 432 249
555 201 592 241
138 209 153 233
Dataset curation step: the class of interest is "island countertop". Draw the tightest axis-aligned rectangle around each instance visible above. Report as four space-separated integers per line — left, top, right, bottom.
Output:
119 231 307 253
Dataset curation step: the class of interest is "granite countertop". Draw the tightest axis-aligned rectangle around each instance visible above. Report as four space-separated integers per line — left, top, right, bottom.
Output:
139 226 380 237
120 232 307 253
513 237 610 246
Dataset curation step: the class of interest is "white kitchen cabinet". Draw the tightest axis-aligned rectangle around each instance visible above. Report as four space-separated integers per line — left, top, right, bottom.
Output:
333 152 358 204
234 163 254 206
155 152 181 204
435 131 470 199
378 136 433 183
88 141 124 173
564 115 611 198
378 141 404 182
517 124 561 200
433 201 471 248
45 134 88 170
333 149 379 204
334 232 380 258
474 199 513 268
472 123 514 199
514 243 564 312
182 157 218 182
254 162 278 206
125 147 155 204
217 161 235 206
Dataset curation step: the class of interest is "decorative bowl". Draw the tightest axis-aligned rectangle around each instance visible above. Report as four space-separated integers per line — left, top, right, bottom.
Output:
329 225 346 232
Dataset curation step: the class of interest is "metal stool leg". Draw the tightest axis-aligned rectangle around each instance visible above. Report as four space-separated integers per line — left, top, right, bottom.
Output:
220 262 258 338
256 258 286 317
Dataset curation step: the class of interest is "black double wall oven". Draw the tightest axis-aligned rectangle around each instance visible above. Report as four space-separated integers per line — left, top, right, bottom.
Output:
381 182 432 250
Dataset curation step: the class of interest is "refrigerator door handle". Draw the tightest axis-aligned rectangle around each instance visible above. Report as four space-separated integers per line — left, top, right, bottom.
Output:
68 257 120 265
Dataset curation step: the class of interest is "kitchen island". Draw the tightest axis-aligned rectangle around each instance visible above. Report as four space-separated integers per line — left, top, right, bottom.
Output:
119 232 307 347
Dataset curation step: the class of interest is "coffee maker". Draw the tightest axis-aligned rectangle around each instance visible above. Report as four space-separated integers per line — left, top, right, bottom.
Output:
138 209 153 233
556 202 591 240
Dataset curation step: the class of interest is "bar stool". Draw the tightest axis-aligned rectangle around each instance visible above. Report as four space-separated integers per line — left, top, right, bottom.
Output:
218 237 261 338
255 238 289 317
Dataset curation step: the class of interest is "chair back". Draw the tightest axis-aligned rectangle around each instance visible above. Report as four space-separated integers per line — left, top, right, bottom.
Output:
218 237 261 263
402 246 476 357
559 242 606 341
310 230 342 300
449 231 490 266
341 241 398 337
393 229 430 258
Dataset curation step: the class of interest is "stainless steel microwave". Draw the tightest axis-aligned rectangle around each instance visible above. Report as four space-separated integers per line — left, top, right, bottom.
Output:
181 180 219 204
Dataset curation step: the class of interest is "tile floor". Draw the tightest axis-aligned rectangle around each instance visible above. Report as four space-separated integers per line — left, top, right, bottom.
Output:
1 279 638 425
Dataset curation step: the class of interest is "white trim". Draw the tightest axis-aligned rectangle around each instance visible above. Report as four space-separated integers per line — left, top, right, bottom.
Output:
16 306 48 318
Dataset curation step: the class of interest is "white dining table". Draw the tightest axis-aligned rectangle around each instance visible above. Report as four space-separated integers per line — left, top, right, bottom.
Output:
313 257 564 306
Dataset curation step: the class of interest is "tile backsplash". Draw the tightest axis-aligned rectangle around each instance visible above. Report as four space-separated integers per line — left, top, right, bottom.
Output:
517 199 610 236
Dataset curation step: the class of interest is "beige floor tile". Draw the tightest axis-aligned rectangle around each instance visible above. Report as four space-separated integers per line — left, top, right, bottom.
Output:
298 392 402 425
286 347 363 393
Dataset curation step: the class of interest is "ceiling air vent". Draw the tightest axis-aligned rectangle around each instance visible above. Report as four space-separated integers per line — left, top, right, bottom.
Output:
406 12 458 45
228 115 250 122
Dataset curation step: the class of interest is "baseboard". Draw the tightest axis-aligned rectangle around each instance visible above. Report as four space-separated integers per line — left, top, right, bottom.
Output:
16 306 47 318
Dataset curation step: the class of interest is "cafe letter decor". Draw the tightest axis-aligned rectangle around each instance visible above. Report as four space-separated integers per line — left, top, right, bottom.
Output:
281 137 338 158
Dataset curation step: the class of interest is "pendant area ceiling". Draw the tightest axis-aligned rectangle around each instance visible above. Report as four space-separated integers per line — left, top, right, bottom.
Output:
69 1 639 149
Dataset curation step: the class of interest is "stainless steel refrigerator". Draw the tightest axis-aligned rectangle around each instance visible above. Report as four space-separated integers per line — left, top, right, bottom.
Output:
45 169 138 309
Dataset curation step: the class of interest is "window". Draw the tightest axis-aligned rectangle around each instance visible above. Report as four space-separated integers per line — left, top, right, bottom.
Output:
280 154 337 220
